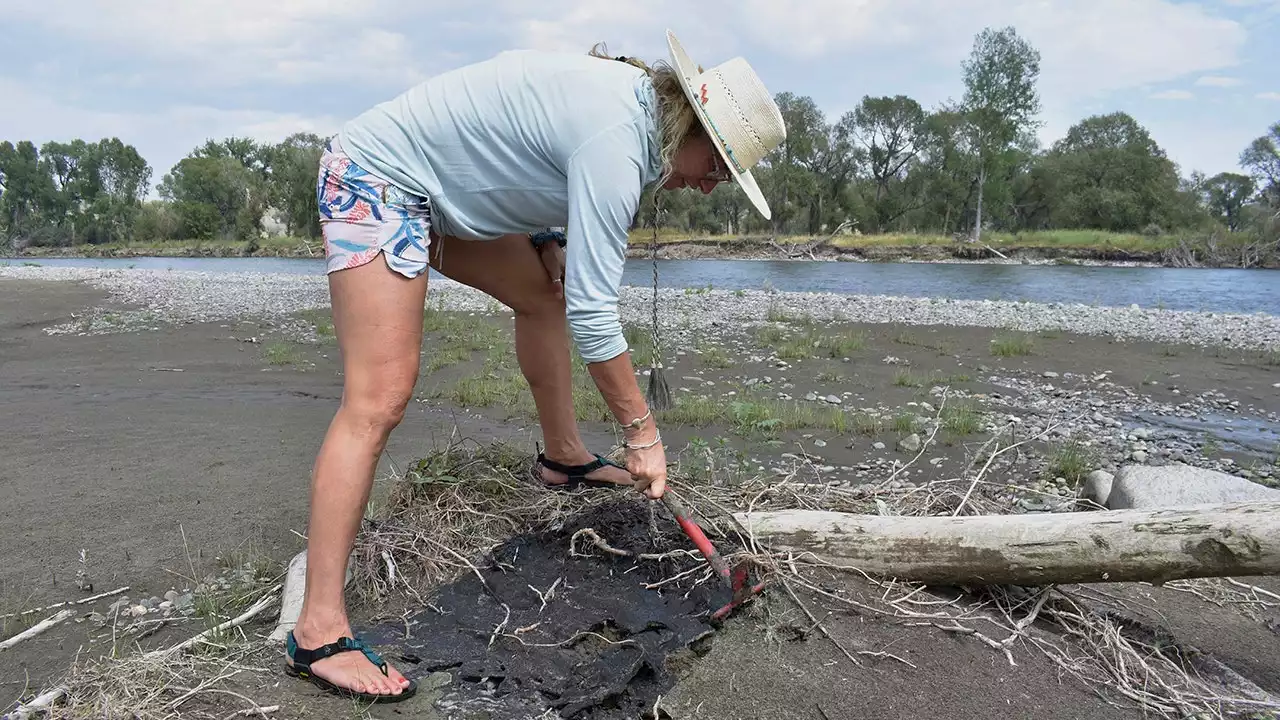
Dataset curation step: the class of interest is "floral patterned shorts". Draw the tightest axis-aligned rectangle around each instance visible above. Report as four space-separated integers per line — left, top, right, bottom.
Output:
316 136 433 278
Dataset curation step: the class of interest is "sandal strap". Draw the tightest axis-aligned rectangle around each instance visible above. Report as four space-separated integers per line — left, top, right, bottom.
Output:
287 632 389 677
536 452 624 482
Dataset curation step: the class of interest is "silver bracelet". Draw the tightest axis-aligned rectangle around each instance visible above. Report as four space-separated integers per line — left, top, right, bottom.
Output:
620 407 652 430
624 429 662 450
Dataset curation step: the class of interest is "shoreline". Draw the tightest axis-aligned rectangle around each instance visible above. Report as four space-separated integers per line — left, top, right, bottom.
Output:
2 264 1277 352
11 236 1278 269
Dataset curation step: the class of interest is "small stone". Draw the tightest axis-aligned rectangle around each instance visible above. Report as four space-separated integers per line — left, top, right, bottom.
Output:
159 600 174 611
898 434 922 453
164 590 179 602
1131 450 1148 463
813 439 827 448
825 395 841 405
805 392 818 402
1043 371 1059 378
129 605 148 617
872 442 886 450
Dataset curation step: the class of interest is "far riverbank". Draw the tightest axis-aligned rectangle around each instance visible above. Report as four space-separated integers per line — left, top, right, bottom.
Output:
10 228 1278 269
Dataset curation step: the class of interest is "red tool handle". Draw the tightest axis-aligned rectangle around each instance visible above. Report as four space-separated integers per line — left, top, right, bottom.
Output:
661 492 734 591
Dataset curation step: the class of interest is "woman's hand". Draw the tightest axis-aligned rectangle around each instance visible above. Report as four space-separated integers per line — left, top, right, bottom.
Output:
536 241 566 300
624 421 667 500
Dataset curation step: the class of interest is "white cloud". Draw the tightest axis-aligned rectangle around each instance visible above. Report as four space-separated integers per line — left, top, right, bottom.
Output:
1195 75 1246 87
0 0 432 90
710 0 1247 101
0 78 338 191
1258 92 1280 100
1150 90 1196 100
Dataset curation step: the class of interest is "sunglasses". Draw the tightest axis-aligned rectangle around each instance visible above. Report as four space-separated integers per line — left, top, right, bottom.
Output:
707 150 733 183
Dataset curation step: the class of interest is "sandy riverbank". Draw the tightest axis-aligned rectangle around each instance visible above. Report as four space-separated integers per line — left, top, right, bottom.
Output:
2 267 1278 719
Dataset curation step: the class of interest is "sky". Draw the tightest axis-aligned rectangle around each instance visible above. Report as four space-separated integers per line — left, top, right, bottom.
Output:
2 0 1278 193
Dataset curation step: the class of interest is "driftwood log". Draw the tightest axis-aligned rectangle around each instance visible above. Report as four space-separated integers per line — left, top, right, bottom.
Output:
733 501 1280 585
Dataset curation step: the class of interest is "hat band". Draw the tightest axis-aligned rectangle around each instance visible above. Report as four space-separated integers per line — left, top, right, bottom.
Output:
695 82 748 175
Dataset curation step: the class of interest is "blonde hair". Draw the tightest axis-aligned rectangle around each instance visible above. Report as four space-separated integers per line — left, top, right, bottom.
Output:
589 42 705 185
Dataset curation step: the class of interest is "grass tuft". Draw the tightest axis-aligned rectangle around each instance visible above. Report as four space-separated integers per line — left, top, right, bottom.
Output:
1044 439 1097 485
698 345 734 369
941 402 983 437
661 388 849 437
262 342 300 366
990 333 1035 357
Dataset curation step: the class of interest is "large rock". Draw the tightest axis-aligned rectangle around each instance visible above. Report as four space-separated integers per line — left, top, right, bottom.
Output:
1106 463 1280 510
1081 470 1114 506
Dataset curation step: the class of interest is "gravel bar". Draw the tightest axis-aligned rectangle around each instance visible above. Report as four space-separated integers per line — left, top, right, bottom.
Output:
3 265 1277 351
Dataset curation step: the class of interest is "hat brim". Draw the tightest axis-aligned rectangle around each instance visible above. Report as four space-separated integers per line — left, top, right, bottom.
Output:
666 30 772 221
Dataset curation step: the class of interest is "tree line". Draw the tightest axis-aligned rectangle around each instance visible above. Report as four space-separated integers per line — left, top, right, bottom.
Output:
2 27 1278 266
0 132 326 251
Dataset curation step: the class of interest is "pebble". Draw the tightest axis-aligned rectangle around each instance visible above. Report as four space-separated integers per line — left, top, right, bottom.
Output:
873 442 886 450
1043 371 1059 378
898 434 922 453
825 395 841 405
813 439 827 448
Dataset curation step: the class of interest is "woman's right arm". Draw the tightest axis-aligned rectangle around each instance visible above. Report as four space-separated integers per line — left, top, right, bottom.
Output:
562 125 668 498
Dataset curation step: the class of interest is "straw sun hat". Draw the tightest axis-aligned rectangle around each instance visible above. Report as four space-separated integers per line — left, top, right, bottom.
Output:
666 29 786 220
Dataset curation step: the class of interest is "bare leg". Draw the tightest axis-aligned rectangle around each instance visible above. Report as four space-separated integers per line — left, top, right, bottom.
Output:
290 256 426 696
428 234 631 486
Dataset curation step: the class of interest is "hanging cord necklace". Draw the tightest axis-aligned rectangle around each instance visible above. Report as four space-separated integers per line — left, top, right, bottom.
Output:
645 190 672 411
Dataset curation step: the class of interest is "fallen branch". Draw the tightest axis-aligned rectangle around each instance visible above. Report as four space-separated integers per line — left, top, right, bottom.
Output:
0 586 130 621
2 687 66 720
734 501 1280 586
221 705 280 720
144 586 281 660
0 609 76 652
569 528 701 562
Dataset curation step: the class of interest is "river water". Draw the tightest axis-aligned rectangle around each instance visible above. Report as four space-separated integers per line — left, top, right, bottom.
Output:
4 256 1276 316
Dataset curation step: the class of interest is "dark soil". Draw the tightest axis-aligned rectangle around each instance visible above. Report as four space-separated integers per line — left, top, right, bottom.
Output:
363 499 728 719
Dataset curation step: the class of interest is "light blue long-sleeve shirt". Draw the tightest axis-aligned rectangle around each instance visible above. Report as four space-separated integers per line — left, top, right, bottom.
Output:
338 49 664 364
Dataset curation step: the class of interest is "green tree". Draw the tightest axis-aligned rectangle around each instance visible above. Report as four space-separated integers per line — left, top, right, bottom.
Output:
263 132 326 238
1203 172 1256 231
851 95 927 231
907 109 976 234
1040 112 1182 232
1240 122 1279 204
158 154 256 240
767 92 826 234
0 141 60 247
959 26 1042 241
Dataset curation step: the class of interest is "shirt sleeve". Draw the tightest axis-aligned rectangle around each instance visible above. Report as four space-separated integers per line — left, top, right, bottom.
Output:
562 124 646 364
